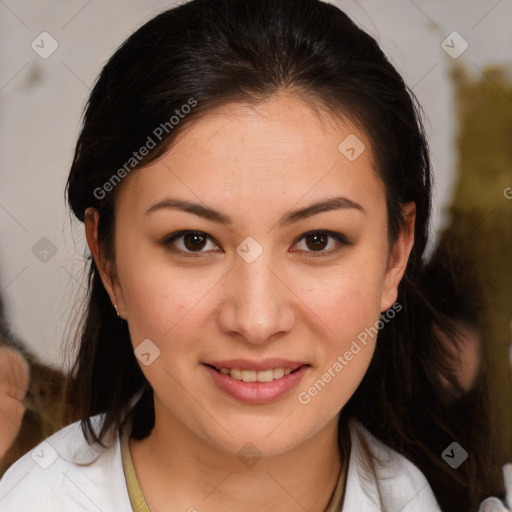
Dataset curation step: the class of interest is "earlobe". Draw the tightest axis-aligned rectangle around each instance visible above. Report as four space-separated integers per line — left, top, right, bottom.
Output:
380 202 416 311
84 207 123 316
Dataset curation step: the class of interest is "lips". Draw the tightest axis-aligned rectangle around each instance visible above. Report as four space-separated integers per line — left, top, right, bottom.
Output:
203 359 310 404
203 359 307 372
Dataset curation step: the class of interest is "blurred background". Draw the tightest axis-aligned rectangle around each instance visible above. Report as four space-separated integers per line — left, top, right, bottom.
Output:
0 0 511 459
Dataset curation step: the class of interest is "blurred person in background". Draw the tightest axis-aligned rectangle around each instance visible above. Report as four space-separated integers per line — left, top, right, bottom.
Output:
421 236 485 395
0 295 69 476
0 343 29 465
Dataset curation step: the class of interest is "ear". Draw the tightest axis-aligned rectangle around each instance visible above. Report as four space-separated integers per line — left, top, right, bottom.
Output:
380 201 416 312
84 207 127 318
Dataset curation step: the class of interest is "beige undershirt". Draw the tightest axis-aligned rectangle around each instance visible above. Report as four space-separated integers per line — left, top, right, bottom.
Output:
120 422 348 512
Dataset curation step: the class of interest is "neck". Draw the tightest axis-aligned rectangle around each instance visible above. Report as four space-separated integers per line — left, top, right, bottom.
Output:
129 408 344 512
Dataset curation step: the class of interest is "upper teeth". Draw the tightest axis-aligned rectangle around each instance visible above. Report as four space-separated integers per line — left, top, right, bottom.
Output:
219 367 294 382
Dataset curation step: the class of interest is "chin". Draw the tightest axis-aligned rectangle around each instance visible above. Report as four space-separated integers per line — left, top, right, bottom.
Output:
198 416 315 459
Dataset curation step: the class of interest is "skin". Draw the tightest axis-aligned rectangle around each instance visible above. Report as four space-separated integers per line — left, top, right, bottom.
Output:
0 346 30 460
85 91 415 512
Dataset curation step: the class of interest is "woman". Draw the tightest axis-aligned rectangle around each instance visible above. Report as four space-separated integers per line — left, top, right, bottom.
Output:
0 0 504 510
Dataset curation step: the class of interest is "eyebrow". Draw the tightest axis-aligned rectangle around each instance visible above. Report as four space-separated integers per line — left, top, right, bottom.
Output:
145 196 365 226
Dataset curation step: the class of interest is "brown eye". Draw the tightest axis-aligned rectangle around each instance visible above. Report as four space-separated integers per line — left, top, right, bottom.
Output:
304 233 329 251
183 232 207 251
162 231 220 255
292 230 350 257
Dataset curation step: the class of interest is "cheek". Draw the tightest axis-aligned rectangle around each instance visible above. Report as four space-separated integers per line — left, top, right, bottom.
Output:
297 254 387 341
121 269 195 342
116 263 207 396
116 236 183 333
295 283 380 421
305 270 381 367
115 243 221 353
293 251 386 414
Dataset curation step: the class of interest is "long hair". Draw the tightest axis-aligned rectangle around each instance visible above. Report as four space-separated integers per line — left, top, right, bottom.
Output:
64 1 503 509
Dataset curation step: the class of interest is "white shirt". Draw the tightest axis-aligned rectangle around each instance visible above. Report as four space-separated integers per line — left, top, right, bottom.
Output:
0 414 442 511
478 463 512 511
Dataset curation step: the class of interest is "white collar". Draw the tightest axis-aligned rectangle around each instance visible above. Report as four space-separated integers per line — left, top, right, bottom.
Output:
342 419 442 511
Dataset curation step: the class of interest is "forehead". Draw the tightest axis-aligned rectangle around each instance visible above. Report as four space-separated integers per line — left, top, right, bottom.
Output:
115 92 384 221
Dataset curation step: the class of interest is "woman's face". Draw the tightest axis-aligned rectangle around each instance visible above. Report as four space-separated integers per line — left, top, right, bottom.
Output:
87 92 414 456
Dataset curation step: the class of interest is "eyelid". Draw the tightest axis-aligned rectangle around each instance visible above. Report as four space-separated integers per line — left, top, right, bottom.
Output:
161 229 351 257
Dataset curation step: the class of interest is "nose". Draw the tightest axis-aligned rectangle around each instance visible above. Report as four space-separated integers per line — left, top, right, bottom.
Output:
216 252 296 345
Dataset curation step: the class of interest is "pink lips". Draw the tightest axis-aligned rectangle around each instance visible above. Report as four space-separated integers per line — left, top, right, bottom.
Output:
203 359 310 404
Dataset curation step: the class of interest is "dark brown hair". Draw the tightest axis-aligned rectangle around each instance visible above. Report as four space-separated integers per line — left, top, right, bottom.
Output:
65 1 503 509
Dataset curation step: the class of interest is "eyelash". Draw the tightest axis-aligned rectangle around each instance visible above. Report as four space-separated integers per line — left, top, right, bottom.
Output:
161 230 351 258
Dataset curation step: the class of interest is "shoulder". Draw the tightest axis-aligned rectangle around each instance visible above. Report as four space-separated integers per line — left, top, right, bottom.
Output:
0 414 131 512
342 419 442 512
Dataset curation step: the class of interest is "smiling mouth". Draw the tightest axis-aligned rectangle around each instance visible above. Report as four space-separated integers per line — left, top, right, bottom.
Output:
206 365 307 383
